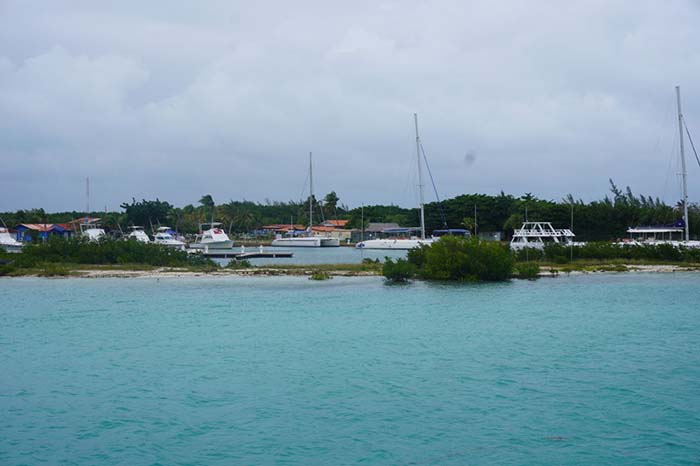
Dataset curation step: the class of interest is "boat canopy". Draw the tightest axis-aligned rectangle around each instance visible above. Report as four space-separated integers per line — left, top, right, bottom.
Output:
627 220 685 234
432 229 470 237
382 227 421 234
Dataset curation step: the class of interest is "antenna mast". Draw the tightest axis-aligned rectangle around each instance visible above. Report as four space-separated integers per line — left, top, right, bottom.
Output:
309 152 313 230
414 113 426 240
676 85 689 241
85 176 90 222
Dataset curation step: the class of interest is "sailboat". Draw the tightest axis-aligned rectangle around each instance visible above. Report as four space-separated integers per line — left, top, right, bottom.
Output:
625 86 700 247
271 153 340 247
79 177 106 241
356 114 438 250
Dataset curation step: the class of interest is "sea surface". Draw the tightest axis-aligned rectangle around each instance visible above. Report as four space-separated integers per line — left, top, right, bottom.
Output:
1 273 699 465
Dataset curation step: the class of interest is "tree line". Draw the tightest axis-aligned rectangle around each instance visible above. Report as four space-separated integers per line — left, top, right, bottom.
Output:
2 180 698 240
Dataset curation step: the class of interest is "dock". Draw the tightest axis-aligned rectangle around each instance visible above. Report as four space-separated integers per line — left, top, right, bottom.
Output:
200 247 294 259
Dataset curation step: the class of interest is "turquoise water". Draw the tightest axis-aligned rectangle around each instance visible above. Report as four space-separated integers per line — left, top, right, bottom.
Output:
1 273 699 465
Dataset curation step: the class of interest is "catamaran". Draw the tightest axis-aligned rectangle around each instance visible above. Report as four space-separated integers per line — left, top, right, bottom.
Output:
356 114 437 250
0 227 23 253
189 223 234 251
510 222 576 250
126 226 151 243
271 152 340 248
153 227 186 250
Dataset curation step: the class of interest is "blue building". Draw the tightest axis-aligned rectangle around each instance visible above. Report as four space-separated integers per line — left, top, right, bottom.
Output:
15 224 72 242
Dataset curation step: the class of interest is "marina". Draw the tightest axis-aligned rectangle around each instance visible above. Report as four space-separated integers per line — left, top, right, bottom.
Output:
3 4 700 464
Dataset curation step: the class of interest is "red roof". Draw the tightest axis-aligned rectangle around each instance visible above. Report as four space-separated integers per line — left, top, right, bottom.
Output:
311 226 348 233
17 223 59 232
323 219 349 227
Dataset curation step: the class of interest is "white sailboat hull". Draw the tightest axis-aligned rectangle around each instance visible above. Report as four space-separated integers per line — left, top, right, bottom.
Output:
271 236 341 248
189 240 235 250
320 238 340 247
355 238 435 250
271 237 322 247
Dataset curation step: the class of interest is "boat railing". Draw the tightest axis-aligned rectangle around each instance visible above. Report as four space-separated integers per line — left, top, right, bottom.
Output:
513 228 575 238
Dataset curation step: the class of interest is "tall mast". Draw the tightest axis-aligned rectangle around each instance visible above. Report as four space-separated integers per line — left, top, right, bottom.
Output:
309 152 313 230
414 113 426 240
85 176 90 223
676 85 689 241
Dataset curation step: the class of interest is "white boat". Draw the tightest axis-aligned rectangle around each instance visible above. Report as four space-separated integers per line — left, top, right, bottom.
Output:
271 152 340 248
126 226 150 243
80 221 106 242
271 236 340 247
0 227 23 253
356 237 434 250
623 86 699 248
153 227 186 250
356 114 436 250
189 223 234 251
623 224 700 248
510 222 577 250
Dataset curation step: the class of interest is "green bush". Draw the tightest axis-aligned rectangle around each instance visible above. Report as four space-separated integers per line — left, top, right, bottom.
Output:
36 263 71 277
309 270 332 281
408 236 514 282
514 262 540 280
225 259 252 269
13 237 214 268
382 258 416 282
538 241 697 263
0 263 17 276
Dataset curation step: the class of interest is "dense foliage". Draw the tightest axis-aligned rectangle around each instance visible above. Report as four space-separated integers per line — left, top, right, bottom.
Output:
383 237 515 282
2 237 212 270
3 180 699 240
381 257 416 282
517 242 700 263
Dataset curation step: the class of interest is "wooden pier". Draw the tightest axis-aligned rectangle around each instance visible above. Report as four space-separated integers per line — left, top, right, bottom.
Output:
201 248 293 259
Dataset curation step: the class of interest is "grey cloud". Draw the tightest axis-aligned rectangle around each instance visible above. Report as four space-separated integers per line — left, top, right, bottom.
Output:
1 1 700 211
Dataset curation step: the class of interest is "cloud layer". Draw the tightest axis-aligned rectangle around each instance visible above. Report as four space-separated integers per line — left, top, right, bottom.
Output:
2 1 700 211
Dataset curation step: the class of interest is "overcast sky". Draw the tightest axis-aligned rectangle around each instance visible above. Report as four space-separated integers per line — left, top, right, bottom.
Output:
2 1 700 212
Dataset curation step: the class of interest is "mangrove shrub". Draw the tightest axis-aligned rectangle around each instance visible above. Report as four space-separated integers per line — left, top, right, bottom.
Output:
389 236 514 282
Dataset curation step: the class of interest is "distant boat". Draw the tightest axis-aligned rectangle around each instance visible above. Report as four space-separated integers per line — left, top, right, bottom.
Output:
510 222 577 250
79 219 106 242
153 227 186 250
626 86 700 248
126 226 151 243
189 223 234 251
0 227 23 253
272 152 340 248
356 114 437 250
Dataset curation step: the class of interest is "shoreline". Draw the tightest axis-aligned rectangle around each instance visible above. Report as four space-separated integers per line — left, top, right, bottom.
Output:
1 263 699 279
